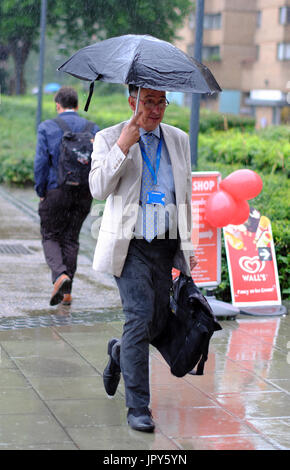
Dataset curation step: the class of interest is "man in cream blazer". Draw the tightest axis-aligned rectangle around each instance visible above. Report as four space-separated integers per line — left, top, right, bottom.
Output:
89 86 196 432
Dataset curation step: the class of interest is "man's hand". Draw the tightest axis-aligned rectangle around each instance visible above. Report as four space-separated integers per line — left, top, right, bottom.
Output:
190 255 198 271
117 112 143 155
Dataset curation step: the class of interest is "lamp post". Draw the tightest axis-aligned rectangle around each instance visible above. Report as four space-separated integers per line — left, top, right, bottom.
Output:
189 0 204 168
36 0 47 130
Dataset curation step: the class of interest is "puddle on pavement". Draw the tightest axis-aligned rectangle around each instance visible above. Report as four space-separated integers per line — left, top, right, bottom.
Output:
0 307 125 330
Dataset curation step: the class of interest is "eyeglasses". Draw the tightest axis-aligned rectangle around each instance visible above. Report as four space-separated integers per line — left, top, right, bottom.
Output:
131 96 169 110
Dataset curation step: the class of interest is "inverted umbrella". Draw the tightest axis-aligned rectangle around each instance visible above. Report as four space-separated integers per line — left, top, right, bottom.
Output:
58 34 221 111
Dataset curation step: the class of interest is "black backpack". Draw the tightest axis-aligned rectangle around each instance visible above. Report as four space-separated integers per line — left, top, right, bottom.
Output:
53 117 95 187
152 273 222 377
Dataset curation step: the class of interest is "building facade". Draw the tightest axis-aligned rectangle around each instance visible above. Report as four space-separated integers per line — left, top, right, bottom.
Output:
175 0 290 126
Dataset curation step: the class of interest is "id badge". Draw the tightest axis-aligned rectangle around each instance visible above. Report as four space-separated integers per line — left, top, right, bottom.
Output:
146 191 165 206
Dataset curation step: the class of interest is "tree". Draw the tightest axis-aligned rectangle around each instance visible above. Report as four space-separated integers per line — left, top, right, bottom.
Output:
0 0 58 94
57 0 192 45
0 0 192 94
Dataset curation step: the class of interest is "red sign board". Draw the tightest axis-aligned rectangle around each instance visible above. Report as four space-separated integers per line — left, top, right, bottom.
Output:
223 207 282 306
173 172 221 287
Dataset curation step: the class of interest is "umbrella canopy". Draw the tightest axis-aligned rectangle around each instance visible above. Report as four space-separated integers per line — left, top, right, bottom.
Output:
58 34 221 110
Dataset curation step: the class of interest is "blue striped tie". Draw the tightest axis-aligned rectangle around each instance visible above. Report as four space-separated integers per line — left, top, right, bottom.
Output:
140 133 158 242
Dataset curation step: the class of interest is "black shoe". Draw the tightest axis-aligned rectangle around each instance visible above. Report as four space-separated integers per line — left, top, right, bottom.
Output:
127 407 155 433
50 274 71 306
103 338 121 397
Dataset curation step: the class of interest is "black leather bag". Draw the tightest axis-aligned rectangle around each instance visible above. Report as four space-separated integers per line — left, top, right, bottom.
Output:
152 273 222 377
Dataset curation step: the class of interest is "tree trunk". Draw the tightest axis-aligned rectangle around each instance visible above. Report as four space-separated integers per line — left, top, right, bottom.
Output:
9 39 31 95
0 44 10 94
0 44 10 61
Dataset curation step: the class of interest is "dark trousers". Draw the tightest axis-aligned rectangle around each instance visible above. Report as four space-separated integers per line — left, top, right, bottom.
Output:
114 236 178 409
38 186 92 284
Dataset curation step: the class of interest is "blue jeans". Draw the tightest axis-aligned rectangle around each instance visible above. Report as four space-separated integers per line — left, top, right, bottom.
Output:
114 236 178 408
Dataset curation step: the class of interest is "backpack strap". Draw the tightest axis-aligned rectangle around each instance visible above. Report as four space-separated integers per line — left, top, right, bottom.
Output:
83 120 96 134
53 117 95 134
53 117 72 133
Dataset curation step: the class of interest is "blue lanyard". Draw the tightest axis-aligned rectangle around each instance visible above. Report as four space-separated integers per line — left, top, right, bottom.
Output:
140 136 163 186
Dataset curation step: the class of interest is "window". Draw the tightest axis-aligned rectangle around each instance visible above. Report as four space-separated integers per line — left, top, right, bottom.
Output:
188 12 195 29
186 44 221 61
202 46 221 61
189 12 221 30
203 13 222 30
277 43 290 60
279 6 290 24
256 11 262 27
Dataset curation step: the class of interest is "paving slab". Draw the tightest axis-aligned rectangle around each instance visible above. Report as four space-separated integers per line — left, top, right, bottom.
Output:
0 186 121 319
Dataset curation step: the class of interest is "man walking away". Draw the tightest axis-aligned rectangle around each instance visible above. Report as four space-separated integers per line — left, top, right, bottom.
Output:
34 86 100 306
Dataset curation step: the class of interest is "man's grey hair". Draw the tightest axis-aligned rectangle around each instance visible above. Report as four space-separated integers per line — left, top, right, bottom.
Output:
128 84 139 96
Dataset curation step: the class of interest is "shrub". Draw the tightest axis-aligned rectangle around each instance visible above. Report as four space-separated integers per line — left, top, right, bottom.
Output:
258 125 290 141
198 130 290 175
164 107 255 134
199 109 255 133
0 157 34 185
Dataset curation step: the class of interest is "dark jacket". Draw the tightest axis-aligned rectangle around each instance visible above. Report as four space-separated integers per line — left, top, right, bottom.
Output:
34 111 100 197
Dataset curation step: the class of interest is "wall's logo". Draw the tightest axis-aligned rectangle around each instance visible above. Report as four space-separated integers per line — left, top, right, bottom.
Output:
239 256 265 274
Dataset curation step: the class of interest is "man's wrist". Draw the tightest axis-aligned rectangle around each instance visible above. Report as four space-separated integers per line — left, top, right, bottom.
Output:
117 139 129 156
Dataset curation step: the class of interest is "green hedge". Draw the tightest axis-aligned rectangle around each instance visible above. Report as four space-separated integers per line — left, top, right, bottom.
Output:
198 129 290 175
162 106 255 133
0 93 257 185
199 109 255 132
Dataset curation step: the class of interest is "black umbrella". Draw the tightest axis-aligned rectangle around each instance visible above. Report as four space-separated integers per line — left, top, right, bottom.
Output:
58 34 221 111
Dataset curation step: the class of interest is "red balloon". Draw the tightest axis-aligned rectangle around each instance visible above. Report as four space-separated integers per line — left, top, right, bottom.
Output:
205 190 237 227
230 199 250 225
220 169 263 200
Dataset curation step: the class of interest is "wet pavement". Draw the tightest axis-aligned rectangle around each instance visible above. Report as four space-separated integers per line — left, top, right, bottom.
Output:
0 184 289 451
